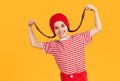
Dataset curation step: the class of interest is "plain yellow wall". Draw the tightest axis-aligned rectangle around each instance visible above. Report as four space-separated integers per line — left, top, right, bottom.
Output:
0 0 120 81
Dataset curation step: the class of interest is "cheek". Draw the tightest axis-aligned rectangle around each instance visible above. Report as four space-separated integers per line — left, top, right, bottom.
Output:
54 29 58 34
64 27 68 31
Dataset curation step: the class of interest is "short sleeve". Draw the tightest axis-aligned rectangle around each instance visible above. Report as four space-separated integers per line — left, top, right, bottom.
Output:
81 30 92 45
42 41 55 54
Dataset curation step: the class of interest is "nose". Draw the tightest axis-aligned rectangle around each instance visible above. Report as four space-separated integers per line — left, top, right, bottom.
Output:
58 27 63 31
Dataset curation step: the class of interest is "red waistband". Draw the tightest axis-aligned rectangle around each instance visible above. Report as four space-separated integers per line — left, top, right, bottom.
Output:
60 71 87 79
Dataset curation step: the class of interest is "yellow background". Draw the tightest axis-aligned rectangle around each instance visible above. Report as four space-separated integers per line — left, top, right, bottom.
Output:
0 0 120 81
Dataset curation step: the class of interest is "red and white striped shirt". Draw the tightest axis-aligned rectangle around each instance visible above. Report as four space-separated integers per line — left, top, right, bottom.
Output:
42 30 92 74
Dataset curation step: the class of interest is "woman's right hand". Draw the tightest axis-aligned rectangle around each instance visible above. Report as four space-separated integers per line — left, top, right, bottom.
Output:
28 19 35 27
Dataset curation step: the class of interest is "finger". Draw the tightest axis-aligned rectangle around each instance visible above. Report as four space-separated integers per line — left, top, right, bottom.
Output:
29 20 35 24
85 5 93 11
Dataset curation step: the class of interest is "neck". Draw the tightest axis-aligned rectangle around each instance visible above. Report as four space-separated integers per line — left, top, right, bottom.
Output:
59 35 70 41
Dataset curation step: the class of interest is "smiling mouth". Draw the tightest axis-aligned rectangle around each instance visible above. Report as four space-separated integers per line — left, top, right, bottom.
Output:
58 30 66 35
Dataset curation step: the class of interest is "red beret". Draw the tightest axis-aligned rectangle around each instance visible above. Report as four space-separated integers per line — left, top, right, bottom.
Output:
49 13 70 34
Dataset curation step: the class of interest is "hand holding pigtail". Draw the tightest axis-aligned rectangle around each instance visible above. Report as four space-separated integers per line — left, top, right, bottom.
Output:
84 4 97 12
28 19 35 27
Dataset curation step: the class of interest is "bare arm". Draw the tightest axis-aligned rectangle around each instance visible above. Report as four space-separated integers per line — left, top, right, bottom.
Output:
28 20 43 49
85 4 102 37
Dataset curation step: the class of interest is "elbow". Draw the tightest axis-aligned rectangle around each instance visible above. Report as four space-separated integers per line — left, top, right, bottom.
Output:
30 42 37 47
98 25 102 32
99 27 102 32
30 42 43 49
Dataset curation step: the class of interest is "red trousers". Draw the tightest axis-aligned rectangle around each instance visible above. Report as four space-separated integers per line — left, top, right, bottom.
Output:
60 71 88 81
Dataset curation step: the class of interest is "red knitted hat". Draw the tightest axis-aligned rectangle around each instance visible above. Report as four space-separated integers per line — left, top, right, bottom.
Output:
49 13 70 34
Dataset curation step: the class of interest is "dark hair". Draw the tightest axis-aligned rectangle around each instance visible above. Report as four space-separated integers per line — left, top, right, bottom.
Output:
34 9 86 38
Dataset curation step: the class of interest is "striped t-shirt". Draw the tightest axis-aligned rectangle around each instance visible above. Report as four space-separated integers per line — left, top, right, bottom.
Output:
42 30 92 74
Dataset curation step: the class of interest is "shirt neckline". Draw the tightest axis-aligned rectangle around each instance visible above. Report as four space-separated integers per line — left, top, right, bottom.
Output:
59 36 70 41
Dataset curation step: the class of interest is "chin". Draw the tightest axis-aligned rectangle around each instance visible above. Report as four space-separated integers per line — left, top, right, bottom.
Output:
60 35 67 38
57 31 68 38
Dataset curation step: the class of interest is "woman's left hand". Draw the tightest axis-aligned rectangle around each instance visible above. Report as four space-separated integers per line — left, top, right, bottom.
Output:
84 4 97 12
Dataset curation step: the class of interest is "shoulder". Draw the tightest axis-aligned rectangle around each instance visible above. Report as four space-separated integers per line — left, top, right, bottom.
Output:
42 40 58 46
71 30 91 38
